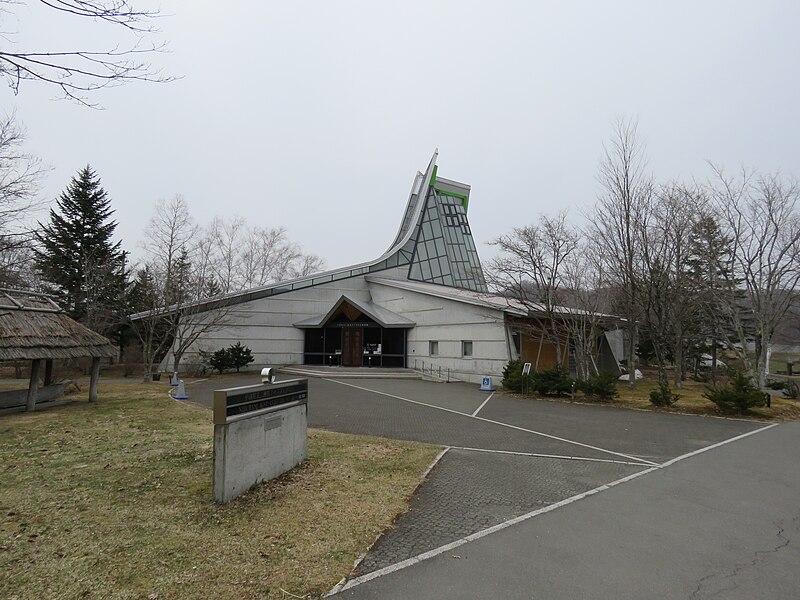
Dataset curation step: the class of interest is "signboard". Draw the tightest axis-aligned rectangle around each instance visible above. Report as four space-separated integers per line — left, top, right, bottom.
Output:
522 362 532 375
212 377 309 503
213 380 308 425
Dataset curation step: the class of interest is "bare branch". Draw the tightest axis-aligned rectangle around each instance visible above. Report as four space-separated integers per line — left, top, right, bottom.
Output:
0 0 171 105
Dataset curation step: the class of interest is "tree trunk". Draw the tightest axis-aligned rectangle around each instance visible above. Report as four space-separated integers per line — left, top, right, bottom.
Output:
172 350 183 374
753 335 765 388
756 333 769 389
673 337 683 390
627 321 637 389
710 337 718 385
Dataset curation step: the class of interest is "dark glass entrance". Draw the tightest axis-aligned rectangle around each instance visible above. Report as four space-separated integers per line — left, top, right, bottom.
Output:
302 300 408 367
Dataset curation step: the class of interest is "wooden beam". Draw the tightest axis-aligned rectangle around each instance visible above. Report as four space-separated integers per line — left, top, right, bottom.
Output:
89 357 101 403
26 359 41 412
44 359 54 386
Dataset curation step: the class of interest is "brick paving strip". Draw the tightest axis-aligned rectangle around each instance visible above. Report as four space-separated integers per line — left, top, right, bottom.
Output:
353 449 647 576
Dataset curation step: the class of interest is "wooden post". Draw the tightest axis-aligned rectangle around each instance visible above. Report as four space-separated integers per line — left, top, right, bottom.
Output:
44 359 54 386
26 359 42 412
89 357 101 403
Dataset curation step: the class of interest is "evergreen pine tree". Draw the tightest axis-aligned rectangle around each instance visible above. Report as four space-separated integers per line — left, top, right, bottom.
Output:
686 214 743 380
35 165 127 331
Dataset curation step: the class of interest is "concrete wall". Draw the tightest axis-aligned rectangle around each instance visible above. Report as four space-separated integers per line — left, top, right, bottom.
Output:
169 267 513 383
368 282 511 383
212 403 307 503
173 275 376 370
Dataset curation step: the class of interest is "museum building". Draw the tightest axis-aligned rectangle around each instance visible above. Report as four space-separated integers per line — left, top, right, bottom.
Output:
163 152 621 383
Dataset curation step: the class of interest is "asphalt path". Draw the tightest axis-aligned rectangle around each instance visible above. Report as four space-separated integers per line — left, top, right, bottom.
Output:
183 375 760 465
335 421 798 600
177 373 796 598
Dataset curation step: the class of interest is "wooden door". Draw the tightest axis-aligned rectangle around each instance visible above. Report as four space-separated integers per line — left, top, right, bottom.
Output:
342 328 364 367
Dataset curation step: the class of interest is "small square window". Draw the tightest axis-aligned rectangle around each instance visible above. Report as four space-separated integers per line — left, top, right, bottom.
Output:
462 340 473 357
429 341 438 356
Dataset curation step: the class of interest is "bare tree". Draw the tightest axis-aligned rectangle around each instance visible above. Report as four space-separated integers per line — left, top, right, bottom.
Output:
0 242 38 288
710 166 800 387
195 216 326 293
636 183 703 391
130 194 198 380
0 114 45 288
207 215 246 294
0 0 170 105
131 205 326 376
591 117 653 387
488 211 579 371
560 242 614 380
288 251 325 279
0 114 44 245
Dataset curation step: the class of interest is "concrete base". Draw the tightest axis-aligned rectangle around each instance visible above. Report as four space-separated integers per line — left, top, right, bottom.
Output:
212 403 308 503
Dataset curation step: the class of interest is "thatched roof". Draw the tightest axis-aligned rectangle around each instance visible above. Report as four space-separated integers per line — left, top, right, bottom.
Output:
0 290 117 361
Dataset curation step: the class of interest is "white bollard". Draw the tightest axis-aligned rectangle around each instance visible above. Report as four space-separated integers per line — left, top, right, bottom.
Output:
479 375 495 392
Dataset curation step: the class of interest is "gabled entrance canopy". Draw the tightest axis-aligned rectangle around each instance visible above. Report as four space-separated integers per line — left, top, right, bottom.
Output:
295 295 413 368
293 295 415 329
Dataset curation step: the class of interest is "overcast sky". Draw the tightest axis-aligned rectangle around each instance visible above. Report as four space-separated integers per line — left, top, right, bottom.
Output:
7 1 800 271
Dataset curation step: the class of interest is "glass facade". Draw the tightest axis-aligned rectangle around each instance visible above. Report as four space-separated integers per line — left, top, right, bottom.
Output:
408 189 488 292
303 325 406 367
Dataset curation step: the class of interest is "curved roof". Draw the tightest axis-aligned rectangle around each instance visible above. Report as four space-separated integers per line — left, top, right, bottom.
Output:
130 150 487 319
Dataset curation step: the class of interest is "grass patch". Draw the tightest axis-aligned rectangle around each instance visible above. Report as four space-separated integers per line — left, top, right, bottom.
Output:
505 377 800 420
0 384 440 599
611 378 800 420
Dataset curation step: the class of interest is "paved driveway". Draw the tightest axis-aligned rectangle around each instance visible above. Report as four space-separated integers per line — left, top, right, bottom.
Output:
178 372 789 598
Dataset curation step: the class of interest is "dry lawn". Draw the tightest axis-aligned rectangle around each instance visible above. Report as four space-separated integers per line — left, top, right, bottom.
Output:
599 377 800 420
0 384 440 599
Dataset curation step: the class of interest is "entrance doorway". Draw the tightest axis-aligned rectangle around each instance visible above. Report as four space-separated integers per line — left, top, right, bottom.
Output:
342 327 363 367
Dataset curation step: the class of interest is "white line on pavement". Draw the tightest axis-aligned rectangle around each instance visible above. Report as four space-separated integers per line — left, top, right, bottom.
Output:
328 445 454 596
324 378 658 466
471 392 494 417
658 422 779 467
329 422 779 596
450 446 648 467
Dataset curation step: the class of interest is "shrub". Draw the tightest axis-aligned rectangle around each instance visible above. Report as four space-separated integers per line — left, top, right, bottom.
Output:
531 368 574 396
783 380 799 399
766 380 786 390
577 372 619 401
227 342 255 372
501 359 533 392
703 371 767 414
200 343 255 374
200 348 232 374
649 382 680 407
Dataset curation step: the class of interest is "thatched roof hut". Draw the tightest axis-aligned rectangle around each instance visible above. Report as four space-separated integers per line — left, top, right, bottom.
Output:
0 292 116 361
0 289 116 412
